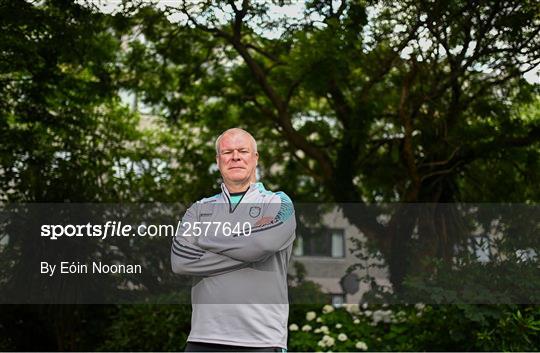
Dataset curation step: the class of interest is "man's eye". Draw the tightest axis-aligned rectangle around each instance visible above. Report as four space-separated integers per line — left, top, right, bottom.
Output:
222 151 232 154
240 150 249 153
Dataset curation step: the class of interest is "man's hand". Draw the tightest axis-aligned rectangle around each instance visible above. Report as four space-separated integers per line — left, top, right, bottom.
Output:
255 216 274 226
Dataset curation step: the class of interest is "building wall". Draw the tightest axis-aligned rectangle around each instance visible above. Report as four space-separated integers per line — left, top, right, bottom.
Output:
289 206 390 304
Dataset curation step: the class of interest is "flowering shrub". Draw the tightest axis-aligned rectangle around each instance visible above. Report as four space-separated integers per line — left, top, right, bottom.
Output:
288 304 374 352
288 304 540 351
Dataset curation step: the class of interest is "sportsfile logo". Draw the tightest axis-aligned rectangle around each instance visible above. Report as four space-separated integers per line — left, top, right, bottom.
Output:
40 221 179 240
40 221 252 240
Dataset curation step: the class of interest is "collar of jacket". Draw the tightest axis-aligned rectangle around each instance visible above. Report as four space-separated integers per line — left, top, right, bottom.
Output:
220 182 265 198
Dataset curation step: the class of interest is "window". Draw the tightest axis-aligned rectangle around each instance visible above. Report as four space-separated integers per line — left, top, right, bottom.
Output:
331 294 345 307
294 228 345 258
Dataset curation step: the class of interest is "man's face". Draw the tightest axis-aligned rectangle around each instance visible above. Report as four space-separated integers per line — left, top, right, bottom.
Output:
216 132 258 185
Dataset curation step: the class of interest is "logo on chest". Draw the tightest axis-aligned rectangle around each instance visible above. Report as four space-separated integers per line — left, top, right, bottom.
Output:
249 206 261 218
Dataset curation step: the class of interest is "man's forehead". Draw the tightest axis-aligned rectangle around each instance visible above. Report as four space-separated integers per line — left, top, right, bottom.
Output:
219 132 252 149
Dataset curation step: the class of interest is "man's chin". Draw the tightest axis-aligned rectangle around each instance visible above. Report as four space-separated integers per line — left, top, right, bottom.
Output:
227 177 248 183
224 174 251 184
226 171 247 178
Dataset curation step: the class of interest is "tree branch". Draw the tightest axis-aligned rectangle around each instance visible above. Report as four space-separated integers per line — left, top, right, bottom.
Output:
227 0 248 41
245 43 282 63
359 19 421 101
419 147 460 168
398 62 420 201
327 79 352 129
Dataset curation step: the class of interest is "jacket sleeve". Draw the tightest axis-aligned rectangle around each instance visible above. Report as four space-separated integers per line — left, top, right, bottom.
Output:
196 192 296 263
170 203 250 277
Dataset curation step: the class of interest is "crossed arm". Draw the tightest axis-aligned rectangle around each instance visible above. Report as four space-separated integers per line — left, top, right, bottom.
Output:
170 193 296 276
171 205 250 277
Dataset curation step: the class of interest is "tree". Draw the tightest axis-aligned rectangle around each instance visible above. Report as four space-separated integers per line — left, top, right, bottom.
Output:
0 1 193 349
119 0 540 290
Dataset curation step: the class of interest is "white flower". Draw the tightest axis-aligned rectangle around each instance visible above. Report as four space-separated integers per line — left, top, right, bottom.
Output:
316 317 323 323
372 310 383 324
322 304 335 314
354 319 360 324
345 303 360 314
320 325 329 334
364 310 372 317
395 311 407 323
355 341 368 351
382 311 392 323
317 335 335 348
306 311 317 321
322 335 335 347
373 310 392 324
302 324 312 332
335 323 342 329
314 328 321 333
338 333 348 341
361 303 368 309
289 323 299 331
415 303 426 311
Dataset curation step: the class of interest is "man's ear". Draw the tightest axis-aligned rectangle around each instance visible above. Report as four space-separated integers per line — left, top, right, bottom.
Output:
216 155 220 167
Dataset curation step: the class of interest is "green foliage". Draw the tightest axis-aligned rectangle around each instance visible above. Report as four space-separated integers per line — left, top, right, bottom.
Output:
98 303 192 351
116 0 540 293
0 2 200 350
287 304 540 351
1 0 539 351
0 304 115 351
397 203 540 305
403 257 540 305
288 261 331 304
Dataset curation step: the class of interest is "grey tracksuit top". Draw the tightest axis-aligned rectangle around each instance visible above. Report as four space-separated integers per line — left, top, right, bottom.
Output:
170 182 296 348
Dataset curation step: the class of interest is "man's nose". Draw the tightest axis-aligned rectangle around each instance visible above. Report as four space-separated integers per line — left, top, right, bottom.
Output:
232 150 240 160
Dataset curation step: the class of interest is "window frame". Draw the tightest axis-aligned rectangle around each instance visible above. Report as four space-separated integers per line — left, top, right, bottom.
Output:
293 227 346 259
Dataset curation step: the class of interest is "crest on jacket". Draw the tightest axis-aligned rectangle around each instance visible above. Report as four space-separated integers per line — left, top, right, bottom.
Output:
249 206 261 218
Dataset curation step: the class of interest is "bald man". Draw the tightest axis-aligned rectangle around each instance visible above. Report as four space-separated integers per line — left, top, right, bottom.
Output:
171 128 296 352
